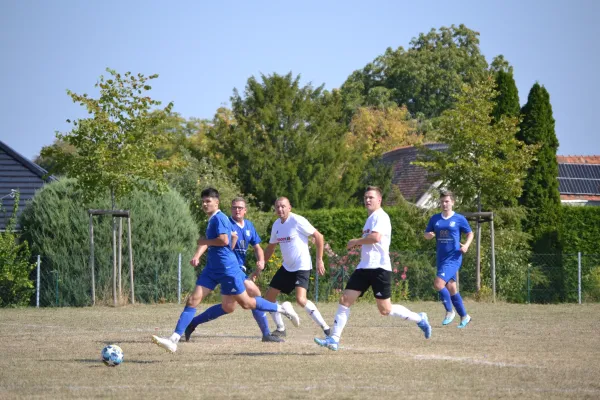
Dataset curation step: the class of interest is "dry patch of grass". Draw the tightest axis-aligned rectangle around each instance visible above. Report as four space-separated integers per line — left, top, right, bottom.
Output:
1 302 599 399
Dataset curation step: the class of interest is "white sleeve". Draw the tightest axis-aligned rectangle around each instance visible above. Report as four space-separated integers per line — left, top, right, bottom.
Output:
371 213 391 236
269 222 278 244
295 215 316 237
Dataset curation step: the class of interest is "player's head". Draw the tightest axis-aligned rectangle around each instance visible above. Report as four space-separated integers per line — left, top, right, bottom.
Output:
274 197 292 220
231 197 247 222
364 186 383 213
200 187 220 214
439 190 455 211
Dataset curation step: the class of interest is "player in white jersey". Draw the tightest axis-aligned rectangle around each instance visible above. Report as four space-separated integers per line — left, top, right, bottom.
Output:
262 197 331 338
314 186 432 351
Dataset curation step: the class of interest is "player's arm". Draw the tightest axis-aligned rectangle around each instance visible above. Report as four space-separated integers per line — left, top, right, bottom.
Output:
263 243 277 265
347 231 381 249
198 234 230 248
424 232 435 240
311 230 326 276
230 231 238 249
460 231 475 253
190 244 208 267
249 244 265 282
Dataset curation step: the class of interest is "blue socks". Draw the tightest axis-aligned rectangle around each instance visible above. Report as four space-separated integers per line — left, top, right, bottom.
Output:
451 293 467 317
174 306 197 336
254 296 278 313
252 310 271 336
188 304 227 330
438 287 453 312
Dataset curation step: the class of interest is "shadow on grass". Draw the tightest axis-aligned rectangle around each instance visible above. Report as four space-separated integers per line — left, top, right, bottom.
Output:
213 352 322 357
38 359 162 365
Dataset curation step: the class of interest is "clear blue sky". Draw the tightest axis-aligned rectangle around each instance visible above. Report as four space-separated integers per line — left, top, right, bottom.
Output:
1 0 598 160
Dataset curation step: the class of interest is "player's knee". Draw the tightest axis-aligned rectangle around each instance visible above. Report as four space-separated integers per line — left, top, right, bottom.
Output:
238 299 253 310
295 297 307 307
377 303 391 316
222 303 236 313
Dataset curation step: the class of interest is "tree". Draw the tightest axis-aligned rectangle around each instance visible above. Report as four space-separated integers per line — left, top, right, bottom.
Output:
340 24 489 120
490 56 520 122
208 72 365 210
347 105 420 158
0 191 36 306
414 77 537 210
518 83 561 254
41 68 177 205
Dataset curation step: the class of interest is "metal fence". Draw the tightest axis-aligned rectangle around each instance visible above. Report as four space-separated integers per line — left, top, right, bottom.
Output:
31 251 600 307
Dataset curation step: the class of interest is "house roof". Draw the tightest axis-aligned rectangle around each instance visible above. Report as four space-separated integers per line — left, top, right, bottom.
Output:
557 155 600 197
0 140 54 182
381 143 447 202
382 145 600 204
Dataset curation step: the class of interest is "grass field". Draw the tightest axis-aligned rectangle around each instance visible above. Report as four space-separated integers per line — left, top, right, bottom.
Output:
1 301 599 399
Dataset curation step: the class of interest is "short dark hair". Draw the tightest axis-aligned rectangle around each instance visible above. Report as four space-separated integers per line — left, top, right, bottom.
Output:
365 186 383 198
201 187 220 199
439 190 455 200
231 197 246 205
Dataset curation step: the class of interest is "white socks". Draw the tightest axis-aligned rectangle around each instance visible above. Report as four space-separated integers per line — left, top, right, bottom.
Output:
304 300 330 331
331 304 350 341
389 304 421 322
169 333 181 343
270 311 285 331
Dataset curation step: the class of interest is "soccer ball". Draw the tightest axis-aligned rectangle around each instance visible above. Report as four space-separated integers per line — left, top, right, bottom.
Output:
101 344 124 367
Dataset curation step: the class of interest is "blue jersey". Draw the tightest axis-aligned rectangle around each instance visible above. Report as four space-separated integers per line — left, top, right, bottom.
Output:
229 217 262 268
426 212 472 268
205 210 238 271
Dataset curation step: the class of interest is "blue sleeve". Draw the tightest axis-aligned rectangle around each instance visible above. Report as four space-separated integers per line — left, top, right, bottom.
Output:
426 215 436 232
215 214 231 236
248 222 262 245
460 215 472 234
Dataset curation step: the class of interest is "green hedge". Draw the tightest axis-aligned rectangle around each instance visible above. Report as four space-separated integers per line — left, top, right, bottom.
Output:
20 179 198 306
560 206 600 254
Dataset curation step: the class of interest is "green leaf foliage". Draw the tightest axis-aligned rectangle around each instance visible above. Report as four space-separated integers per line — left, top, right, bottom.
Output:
208 72 366 210
41 68 177 204
340 24 489 120
414 77 537 210
491 57 520 122
518 83 562 254
0 191 36 306
19 179 198 306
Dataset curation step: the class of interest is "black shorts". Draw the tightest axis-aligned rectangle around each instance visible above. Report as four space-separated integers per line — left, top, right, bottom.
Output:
269 267 310 294
345 268 391 299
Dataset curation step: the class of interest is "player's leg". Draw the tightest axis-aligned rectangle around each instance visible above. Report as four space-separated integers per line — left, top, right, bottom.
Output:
152 283 213 353
315 268 367 351
373 268 431 338
244 279 282 342
233 289 299 327
184 294 236 342
447 279 471 328
265 267 295 336
434 266 454 324
294 276 330 336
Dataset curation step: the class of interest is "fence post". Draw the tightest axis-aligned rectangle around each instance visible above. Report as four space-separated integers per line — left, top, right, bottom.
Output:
527 264 530 304
490 216 496 303
315 270 319 303
36 255 41 308
578 252 582 305
54 271 59 307
178 253 182 304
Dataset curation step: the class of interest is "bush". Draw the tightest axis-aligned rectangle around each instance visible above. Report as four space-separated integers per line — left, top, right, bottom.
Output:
20 179 198 306
0 191 36 306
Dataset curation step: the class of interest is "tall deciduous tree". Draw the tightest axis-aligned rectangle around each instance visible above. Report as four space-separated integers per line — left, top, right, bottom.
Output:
518 83 561 254
208 72 365 210
414 77 537 210
341 24 489 120
41 68 176 205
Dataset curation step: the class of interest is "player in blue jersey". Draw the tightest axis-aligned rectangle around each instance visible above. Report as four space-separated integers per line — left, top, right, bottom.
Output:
151 188 299 353
425 190 474 328
184 197 284 343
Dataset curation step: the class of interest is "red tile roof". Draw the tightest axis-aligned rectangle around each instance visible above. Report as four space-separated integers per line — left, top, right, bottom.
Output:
557 155 600 164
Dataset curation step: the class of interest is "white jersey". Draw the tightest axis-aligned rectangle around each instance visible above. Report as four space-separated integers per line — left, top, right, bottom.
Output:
269 212 316 272
356 207 392 271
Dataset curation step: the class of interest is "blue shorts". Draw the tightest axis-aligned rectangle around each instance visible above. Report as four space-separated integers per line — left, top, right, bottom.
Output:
437 251 463 282
197 266 247 295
